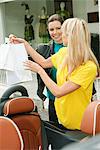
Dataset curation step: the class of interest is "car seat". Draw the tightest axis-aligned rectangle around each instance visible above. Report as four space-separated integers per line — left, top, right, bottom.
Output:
2 97 42 150
0 116 23 150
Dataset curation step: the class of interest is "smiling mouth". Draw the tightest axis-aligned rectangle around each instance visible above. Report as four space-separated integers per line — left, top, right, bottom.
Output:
53 36 60 38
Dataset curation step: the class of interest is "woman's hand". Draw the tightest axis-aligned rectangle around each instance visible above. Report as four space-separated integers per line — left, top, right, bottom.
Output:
9 34 26 44
23 60 42 74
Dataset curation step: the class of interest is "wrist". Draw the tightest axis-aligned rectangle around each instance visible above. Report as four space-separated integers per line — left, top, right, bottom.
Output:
38 67 44 75
24 40 28 46
24 40 30 51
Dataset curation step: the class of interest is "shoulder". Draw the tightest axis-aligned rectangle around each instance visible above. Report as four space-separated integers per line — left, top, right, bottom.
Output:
52 47 67 59
58 47 67 55
37 43 50 51
51 47 67 60
49 40 53 46
83 61 97 71
36 43 50 57
74 60 97 77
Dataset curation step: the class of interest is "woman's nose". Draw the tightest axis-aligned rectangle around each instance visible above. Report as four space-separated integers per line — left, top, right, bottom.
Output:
53 29 57 34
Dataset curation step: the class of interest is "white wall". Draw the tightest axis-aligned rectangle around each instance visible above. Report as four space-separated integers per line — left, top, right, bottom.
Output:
46 0 54 15
72 0 87 19
73 0 99 34
0 3 6 44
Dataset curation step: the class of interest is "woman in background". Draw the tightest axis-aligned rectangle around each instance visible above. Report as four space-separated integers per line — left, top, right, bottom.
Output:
35 14 64 126
45 14 64 125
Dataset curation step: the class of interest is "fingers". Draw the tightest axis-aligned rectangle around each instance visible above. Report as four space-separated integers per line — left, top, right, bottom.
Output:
23 60 39 73
9 34 25 44
23 62 30 70
23 60 33 69
9 34 17 44
23 60 32 65
9 34 16 39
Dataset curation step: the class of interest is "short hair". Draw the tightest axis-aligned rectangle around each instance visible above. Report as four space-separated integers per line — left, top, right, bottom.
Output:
47 14 64 25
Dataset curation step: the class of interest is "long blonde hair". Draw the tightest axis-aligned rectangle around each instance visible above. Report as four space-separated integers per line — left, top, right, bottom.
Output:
61 18 99 75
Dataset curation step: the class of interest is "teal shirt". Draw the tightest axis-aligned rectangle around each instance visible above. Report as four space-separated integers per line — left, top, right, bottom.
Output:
47 42 63 100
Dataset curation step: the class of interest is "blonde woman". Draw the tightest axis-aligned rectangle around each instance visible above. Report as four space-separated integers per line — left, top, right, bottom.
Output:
9 18 99 130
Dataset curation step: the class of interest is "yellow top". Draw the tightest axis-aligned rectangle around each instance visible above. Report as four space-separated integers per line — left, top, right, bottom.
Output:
51 47 97 130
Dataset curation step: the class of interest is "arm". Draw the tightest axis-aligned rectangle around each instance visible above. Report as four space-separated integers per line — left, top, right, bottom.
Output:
24 60 80 98
24 41 52 68
9 35 53 69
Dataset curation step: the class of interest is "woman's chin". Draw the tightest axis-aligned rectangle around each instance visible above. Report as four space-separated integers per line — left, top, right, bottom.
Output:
54 39 62 44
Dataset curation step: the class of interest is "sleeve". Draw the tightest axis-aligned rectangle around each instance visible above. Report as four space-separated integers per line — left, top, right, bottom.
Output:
51 53 59 69
51 47 67 69
68 62 97 89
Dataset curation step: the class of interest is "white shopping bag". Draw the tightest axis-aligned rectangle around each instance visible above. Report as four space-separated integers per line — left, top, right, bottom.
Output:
0 43 32 85
0 44 14 71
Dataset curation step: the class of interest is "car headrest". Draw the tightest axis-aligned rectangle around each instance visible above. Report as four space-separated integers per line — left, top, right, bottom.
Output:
3 97 35 116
